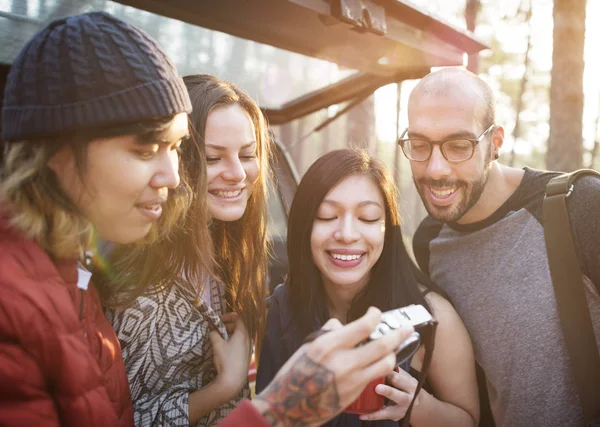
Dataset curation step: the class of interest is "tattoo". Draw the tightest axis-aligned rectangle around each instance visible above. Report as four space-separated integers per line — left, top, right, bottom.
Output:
257 353 340 426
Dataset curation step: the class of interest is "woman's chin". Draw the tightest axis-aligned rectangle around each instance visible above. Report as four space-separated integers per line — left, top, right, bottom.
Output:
97 224 153 246
325 273 370 291
209 207 246 222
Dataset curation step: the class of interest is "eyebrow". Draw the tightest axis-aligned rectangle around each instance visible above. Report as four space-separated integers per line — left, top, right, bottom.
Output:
136 130 190 145
407 130 477 140
205 141 256 150
320 199 383 209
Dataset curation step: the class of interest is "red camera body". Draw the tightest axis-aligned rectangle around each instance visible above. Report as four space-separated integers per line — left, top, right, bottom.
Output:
344 376 386 415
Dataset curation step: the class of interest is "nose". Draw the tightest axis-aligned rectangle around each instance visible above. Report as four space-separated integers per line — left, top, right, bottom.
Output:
222 156 247 183
334 215 360 243
426 145 452 180
151 149 180 189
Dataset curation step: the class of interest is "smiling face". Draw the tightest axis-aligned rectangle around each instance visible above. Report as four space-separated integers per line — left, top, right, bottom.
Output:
407 89 496 223
204 103 259 222
49 113 189 244
310 174 386 298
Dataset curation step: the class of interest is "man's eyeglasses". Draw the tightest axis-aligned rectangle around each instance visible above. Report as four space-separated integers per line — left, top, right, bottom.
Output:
397 124 495 163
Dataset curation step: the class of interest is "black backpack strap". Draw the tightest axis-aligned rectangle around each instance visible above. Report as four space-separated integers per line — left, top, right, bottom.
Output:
543 169 600 425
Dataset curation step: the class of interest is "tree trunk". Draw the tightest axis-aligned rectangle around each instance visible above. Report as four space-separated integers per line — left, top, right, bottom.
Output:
590 139 599 170
465 0 481 73
547 0 586 172
228 37 249 88
394 83 403 188
509 0 533 167
323 109 333 155
590 104 600 169
346 95 375 151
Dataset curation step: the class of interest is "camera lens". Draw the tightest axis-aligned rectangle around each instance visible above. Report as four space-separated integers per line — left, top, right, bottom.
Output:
396 331 421 365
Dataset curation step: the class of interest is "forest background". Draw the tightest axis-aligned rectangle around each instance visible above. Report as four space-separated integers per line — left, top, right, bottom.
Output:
115 0 600 238
2 0 597 238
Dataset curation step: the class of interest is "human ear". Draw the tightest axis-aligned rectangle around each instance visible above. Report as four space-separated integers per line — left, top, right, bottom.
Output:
47 146 74 174
491 126 504 159
491 126 504 150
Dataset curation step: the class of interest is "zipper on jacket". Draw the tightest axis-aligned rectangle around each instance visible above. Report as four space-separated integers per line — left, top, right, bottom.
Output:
76 251 93 322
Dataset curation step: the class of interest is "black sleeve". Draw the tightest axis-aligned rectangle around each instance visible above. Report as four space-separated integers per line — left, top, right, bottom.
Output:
255 293 285 394
412 216 443 277
569 175 600 294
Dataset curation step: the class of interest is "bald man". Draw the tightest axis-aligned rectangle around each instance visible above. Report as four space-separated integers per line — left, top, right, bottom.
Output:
402 67 600 427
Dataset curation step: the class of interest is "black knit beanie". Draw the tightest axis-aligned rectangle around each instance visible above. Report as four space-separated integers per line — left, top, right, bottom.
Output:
1 11 192 142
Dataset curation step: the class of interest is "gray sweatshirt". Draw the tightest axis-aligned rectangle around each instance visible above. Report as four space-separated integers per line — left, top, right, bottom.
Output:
413 167 600 427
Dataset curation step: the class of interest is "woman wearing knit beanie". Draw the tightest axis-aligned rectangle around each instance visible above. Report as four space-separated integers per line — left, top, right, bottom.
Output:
0 11 192 426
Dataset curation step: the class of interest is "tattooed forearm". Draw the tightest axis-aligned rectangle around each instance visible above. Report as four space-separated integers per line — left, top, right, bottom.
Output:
256 353 341 426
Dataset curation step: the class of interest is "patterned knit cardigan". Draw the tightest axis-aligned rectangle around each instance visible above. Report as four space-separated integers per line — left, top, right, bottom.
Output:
106 278 249 426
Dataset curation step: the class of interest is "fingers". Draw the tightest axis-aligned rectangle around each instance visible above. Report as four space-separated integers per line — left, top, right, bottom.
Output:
231 316 248 338
303 318 343 345
347 325 414 371
386 369 419 395
230 317 252 357
322 317 343 331
221 312 239 335
309 307 382 360
359 372 418 422
359 399 408 422
375 383 414 406
356 352 397 390
209 330 226 354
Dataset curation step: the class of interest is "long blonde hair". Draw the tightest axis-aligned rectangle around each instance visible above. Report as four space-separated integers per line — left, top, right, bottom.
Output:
1 140 92 258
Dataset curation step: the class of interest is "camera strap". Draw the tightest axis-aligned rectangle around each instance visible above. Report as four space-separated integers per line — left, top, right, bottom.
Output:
402 321 438 427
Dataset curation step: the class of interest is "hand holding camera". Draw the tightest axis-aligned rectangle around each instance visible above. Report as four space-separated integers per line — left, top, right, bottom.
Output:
345 304 437 417
253 307 415 427
358 368 424 421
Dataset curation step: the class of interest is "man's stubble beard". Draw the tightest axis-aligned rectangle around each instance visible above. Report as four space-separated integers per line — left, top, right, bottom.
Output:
414 152 494 224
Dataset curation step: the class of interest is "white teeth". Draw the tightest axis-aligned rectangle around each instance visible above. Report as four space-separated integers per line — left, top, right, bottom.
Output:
331 253 362 261
213 189 242 198
431 187 457 198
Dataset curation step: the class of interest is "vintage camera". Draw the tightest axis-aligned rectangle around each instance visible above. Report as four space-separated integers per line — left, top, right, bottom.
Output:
345 304 437 415
371 304 437 365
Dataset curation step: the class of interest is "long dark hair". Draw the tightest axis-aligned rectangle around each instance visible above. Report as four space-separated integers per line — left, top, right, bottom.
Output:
183 74 272 338
286 149 437 340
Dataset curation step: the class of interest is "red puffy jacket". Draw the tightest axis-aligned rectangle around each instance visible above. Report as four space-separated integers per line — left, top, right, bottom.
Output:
0 214 134 426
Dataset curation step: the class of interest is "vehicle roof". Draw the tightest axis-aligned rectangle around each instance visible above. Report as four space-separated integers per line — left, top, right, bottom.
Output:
1 0 487 74
0 0 487 123
113 0 487 77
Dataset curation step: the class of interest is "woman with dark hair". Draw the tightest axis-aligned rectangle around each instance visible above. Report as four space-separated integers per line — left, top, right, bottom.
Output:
103 74 271 426
256 149 479 426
